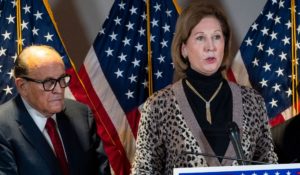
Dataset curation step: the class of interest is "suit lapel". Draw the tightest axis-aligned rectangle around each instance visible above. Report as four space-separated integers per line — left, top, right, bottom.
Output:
57 110 83 175
14 96 62 175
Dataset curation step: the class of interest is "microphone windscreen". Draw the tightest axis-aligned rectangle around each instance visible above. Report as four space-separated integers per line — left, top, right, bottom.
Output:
227 121 239 135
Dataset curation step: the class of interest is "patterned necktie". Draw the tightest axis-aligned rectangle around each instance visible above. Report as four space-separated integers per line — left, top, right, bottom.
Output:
45 118 70 175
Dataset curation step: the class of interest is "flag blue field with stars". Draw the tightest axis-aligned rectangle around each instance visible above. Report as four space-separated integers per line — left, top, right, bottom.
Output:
93 0 177 111
228 0 300 126
0 0 75 104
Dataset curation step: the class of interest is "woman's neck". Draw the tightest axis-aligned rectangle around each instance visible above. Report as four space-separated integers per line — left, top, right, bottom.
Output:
186 67 223 84
185 67 224 99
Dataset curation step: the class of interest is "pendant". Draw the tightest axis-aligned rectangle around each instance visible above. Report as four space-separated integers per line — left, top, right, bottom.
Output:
206 102 212 124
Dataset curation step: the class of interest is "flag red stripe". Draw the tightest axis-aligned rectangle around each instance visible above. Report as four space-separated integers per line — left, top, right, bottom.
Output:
66 69 90 102
125 108 141 139
74 67 131 175
269 114 285 127
226 68 237 83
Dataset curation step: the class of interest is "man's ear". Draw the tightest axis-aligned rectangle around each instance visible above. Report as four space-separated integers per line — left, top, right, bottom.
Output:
15 78 28 96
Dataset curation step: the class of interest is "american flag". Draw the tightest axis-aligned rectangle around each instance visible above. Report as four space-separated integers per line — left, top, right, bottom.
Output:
227 0 300 126
0 0 83 103
0 0 99 147
78 0 179 174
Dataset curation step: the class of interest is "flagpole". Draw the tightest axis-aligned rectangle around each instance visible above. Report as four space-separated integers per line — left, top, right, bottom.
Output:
42 0 120 160
16 0 22 54
146 0 153 96
172 0 182 14
291 0 298 115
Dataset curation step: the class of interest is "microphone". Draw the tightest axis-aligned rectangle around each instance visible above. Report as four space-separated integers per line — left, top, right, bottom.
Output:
181 151 266 165
227 121 247 165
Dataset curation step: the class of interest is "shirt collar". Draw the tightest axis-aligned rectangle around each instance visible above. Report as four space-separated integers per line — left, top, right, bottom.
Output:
21 97 57 132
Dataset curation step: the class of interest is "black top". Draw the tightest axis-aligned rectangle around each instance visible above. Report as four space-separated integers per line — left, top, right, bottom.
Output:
183 67 233 161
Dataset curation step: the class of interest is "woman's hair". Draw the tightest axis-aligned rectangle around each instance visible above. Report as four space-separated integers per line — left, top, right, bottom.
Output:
171 1 232 81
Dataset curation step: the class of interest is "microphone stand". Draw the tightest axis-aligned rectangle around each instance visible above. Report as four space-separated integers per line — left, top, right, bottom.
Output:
227 122 247 165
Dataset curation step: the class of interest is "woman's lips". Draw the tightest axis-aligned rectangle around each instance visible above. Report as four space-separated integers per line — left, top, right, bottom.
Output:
205 57 216 63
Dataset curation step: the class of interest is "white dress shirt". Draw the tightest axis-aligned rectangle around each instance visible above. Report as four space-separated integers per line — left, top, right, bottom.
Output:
21 97 67 158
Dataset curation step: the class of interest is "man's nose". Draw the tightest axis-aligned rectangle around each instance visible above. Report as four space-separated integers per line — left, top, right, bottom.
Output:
52 81 64 93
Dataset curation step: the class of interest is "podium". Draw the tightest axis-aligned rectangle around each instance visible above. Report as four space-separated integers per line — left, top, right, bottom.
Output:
174 163 300 175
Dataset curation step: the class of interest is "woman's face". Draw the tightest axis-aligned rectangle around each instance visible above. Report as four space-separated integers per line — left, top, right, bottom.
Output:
181 16 225 76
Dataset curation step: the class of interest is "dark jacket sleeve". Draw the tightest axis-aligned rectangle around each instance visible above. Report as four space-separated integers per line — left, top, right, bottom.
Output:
87 107 111 175
0 128 18 175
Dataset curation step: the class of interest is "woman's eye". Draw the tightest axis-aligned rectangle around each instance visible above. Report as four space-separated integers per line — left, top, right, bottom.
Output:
196 36 205 41
213 35 222 40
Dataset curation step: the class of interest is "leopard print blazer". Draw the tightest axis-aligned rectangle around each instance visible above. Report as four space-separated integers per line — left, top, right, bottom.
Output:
131 80 278 175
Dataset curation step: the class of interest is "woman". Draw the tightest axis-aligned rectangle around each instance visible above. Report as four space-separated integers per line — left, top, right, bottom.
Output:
131 2 278 175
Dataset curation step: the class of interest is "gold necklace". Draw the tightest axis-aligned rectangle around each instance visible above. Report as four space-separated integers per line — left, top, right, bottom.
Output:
185 80 223 124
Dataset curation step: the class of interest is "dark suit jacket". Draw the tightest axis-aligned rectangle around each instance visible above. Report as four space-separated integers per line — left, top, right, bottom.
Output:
0 95 111 175
271 115 300 163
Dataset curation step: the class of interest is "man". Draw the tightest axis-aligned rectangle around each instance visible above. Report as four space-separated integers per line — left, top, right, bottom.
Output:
272 116 300 163
271 83 300 163
0 45 111 175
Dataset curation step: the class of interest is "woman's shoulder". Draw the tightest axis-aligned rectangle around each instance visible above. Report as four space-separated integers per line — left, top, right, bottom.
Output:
147 81 180 100
143 81 182 111
228 81 262 97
